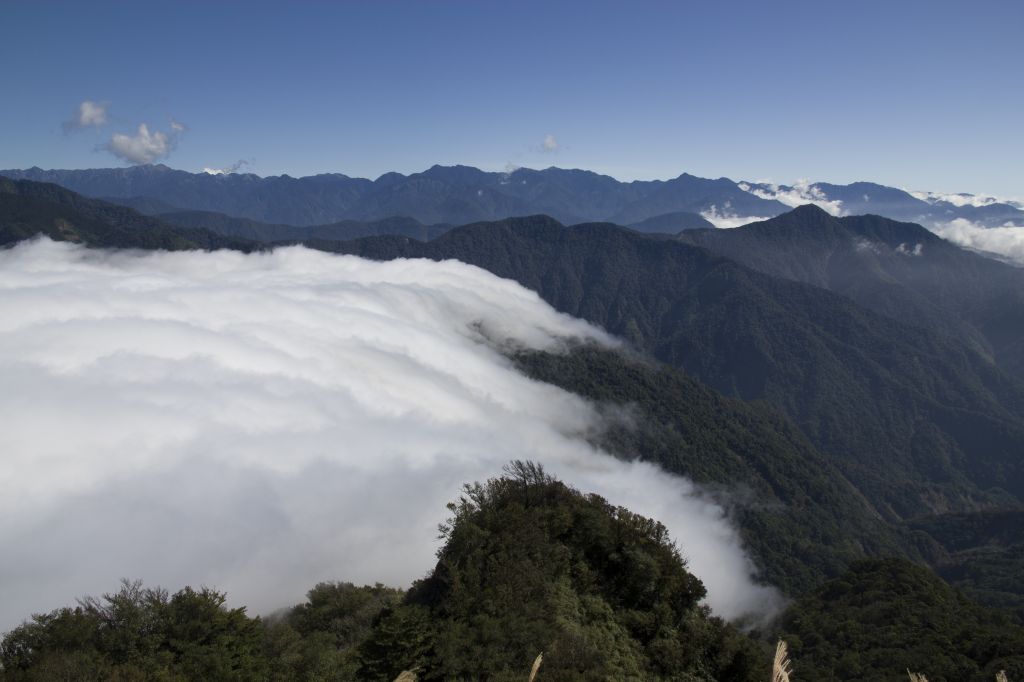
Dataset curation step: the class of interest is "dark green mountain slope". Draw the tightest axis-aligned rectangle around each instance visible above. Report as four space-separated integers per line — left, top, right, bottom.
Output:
780 558 1024 681
678 205 1024 378
0 178 253 251
358 462 766 681
318 215 1024 521
908 510 1024 615
513 345 905 594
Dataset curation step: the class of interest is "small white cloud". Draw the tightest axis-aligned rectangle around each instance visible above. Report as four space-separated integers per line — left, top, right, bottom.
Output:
202 159 251 176
104 122 183 165
700 202 772 229
62 100 108 133
541 134 560 153
895 242 923 256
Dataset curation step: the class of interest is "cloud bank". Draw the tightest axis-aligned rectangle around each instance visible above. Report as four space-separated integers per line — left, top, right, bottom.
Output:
62 100 108 133
930 218 1024 265
104 121 183 164
0 240 780 631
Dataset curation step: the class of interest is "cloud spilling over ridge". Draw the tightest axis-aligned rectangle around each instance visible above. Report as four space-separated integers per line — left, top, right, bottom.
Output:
104 121 184 164
700 202 772 229
930 218 1024 265
0 240 781 630
738 180 846 216
62 100 108 132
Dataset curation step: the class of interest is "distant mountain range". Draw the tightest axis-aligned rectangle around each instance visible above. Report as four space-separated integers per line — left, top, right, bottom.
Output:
3 164 1021 236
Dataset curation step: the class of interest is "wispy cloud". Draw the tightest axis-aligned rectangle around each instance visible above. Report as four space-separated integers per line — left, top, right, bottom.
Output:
0 241 781 630
62 100 108 133
910 190 1024 210
104 121 183 164
541 134 560 153
738 180 846 216
202 159 252 175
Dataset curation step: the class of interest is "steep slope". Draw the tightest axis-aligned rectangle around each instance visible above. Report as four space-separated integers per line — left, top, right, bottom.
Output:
317 215 1024 521
0 178 252 251
513 345 906 594
677 205 1024 377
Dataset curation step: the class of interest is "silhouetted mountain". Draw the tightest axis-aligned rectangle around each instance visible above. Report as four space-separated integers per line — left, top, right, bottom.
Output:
316 214 1024 523
677 205 1024 377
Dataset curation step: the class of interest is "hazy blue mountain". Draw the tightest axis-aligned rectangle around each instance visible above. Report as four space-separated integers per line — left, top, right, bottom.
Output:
627 210 716 233
0 164 786 227
6 164 1022 230
740 179 1024 228
154 209 452 242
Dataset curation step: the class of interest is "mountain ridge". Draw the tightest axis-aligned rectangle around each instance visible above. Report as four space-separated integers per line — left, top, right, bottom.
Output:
5 164 1021 234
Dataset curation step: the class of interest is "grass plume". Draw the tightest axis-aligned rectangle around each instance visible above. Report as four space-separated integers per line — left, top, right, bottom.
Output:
772 639 792 682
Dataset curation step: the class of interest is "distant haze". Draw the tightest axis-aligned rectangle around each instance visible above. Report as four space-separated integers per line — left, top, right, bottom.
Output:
0 240 781 630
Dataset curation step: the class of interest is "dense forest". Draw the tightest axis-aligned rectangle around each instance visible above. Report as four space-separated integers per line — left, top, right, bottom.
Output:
3 465 1021 680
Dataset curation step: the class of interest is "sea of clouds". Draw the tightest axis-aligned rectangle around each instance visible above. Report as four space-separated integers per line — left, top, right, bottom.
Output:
0 239 782 631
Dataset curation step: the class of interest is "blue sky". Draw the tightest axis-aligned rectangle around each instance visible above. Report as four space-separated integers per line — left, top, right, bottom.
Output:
2 0 1021 196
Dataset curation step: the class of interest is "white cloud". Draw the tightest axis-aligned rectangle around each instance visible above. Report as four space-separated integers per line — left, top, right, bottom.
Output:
895 242 923 256
0 240 781 630
909 190 1024 210
700 202 772 229
738 180 845 216
104 122 182 165
929 218 1024 265
541 134 560 152
62 100 108 132
202 159 251 175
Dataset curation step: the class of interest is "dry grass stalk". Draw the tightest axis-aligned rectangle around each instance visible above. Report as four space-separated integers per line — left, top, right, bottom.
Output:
907 672 928 682
772 640 792 682
528 653 543 682
393 671 417 682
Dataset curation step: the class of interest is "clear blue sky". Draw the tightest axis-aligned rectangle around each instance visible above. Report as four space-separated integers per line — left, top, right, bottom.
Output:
2 0 1021 196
